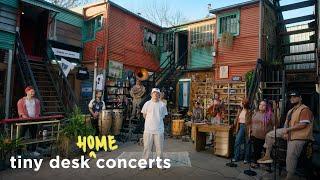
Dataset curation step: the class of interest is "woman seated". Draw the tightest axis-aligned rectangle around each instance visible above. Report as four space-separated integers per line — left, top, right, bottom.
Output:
249 100 274 168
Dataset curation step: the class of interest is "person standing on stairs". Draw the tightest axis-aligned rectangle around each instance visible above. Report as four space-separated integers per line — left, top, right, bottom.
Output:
141 88 168 169
88 90 106 135
17 86 41 156
257 90 314 180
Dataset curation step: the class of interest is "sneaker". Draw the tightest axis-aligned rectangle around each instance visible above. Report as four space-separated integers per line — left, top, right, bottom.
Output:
31 151 41 157
257 156 273 164
243 160 248 164
231 158 238 162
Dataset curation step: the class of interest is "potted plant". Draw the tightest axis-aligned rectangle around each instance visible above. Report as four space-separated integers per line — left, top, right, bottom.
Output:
58 107 95 158
221 32 234 47
0 133 22 171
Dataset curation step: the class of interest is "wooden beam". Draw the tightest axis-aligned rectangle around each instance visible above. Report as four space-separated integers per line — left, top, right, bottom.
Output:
279 0 315 12
279 15 315 24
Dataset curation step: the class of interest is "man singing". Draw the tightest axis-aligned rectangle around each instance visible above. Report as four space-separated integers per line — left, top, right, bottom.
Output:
88 90 106 135
141 88 168 169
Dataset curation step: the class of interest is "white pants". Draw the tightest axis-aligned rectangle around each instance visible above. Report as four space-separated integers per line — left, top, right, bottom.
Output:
142 133 164 161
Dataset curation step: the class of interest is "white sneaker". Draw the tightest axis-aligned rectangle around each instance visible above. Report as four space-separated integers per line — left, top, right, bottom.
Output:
32 151 41 156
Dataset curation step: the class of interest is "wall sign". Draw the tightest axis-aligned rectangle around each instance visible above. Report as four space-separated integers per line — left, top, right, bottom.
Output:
232 76 242 81
219 66 228 79
81 82 93 97
108 60 123 78
52 48 80 59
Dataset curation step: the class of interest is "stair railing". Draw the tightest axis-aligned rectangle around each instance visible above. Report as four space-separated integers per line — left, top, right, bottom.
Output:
15 32 45 113
248 59 264 108
44 42 78 113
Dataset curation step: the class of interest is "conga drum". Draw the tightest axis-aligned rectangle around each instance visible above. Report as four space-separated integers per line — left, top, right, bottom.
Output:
99 110 113 135
113 109 123 135
83 114 91 126
171 119 185 136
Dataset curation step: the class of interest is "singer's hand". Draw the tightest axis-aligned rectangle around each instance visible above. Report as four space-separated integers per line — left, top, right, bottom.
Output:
283 133 288 140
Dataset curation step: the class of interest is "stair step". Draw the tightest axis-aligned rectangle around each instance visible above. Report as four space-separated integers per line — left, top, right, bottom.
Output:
279 28 315 36
279 14 315 25
282 50 315 57
279 0 315 12
281 40 315 47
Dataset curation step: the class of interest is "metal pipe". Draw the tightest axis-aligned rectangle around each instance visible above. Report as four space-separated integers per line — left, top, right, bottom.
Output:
5 49 13 119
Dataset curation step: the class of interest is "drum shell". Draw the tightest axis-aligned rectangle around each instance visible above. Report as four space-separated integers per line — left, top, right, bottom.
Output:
99 110 113 135
172 119 185 136
113 109 123 135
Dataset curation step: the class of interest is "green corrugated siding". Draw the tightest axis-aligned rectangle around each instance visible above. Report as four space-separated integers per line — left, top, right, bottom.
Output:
0 0 18 8
0 31 15 50
189 46 213 69
56 12 83 27
160 52 172 68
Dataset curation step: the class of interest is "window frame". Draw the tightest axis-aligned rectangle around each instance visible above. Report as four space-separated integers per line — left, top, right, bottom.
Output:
217 10 240 38
84 15 104 42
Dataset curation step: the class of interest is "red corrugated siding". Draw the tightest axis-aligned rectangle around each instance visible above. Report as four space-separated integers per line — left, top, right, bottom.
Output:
83 29 105 68
214 4 260 80
108 5 161 71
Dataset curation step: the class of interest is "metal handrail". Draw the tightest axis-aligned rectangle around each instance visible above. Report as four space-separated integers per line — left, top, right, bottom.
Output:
45 42 78 112
248 59 263 108
15 32 45 113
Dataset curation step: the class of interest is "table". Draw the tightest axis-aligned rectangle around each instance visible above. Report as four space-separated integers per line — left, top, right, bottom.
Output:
194 123 232 157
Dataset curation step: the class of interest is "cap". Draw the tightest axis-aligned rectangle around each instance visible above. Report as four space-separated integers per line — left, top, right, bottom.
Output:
288 90 301 97
25 86 34 94
151 88 160 94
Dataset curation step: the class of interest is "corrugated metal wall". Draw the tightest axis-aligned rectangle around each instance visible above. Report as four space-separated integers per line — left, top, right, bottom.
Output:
0 0 18 8
56 12 83 27
107 5 160 71
190 46 213 68
215 4 260 80
0 1 17 50
0 31 15 50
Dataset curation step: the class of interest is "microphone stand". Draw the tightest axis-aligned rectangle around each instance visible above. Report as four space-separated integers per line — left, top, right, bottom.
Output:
244 137 257 176
226 133 237 167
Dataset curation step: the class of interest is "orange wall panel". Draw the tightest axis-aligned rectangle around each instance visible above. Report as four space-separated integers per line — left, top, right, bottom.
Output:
214 4 260 80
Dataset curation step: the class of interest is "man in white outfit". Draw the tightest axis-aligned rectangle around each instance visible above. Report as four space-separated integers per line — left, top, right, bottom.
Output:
141 88 168 169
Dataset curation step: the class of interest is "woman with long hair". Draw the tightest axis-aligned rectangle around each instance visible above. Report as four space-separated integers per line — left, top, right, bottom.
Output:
250 100 274 168
232 98 252 163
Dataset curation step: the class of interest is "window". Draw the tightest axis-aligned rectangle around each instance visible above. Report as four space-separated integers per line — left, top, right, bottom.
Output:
190 24 214 48
144 28 157 45
217 11 240 38
158 32 174 52
84 15 103 41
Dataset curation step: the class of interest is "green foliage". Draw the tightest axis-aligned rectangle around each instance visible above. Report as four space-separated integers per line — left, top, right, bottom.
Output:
245 70 254 91
62 107 95 139
0 133 23 160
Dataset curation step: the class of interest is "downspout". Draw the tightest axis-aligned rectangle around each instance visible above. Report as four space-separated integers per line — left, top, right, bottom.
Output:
5 50 13 119
258 0 263 59
103 2 110 99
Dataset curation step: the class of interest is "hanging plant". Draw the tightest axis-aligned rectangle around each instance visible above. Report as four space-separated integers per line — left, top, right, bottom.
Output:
245 70 254 91
221 32 234 47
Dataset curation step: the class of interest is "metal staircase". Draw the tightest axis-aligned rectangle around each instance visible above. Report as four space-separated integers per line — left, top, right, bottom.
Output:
274 0 318 116
15 32 77 115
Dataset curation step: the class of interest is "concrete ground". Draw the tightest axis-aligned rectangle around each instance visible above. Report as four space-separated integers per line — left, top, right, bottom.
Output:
0 138 291 180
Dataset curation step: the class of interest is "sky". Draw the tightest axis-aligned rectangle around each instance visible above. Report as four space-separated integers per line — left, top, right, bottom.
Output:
84 0 315 27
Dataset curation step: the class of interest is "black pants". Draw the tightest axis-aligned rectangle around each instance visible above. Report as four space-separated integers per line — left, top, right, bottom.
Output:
251 136 265 163
91 117 99 136
20 125 38 151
